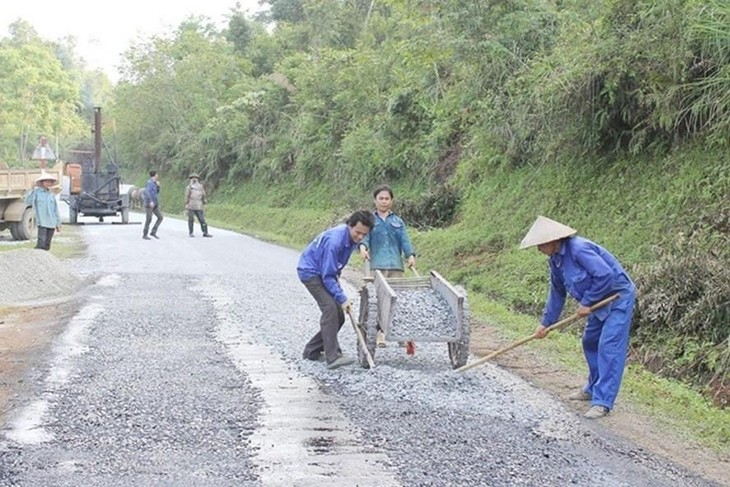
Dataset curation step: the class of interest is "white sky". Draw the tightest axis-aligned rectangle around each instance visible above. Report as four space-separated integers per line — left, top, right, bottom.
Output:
1 0 265 82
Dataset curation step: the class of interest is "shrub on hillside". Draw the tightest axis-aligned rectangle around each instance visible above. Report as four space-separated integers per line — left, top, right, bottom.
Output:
397 185 461 229
632 238 730 407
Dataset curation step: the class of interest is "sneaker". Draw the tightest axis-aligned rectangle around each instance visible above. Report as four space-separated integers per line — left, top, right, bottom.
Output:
150 233 159 239
326 355 355 370
584 405 609 419
203 233 213 238
142 235 151 240
568 390 592 401
376 331 386 348
189 233 194 238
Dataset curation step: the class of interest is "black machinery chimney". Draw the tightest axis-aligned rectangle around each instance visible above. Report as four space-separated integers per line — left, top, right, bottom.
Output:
94 107 102 172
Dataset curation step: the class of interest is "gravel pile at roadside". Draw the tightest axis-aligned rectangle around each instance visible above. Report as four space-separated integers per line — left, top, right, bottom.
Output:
0 249 82 306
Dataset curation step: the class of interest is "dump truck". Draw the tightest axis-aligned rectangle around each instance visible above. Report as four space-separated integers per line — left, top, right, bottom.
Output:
0 162 63 240
62 107 130 224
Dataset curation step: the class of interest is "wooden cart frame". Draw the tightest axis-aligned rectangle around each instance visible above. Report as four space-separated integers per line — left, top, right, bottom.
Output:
356 269 470 369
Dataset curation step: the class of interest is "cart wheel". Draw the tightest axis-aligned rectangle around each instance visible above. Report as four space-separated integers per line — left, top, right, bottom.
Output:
357 283 378 368
448 287 470 369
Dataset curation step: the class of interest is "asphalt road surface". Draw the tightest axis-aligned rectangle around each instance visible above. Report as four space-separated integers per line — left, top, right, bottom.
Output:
0 212 722 486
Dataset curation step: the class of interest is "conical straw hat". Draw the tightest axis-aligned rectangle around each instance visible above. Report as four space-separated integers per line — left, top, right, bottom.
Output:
36 171 57 183
520 216 577 249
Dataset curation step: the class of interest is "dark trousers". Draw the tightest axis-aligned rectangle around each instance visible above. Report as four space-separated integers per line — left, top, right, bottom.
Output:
143 205 163 236
187 210 208 235
35 227 55 251
301 277 345 364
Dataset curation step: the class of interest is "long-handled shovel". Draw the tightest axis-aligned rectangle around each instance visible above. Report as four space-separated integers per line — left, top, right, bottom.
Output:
347 309 376 369
455 294 620 373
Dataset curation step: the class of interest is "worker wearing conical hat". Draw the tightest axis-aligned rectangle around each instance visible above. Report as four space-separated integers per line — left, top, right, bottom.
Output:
185 172 212 238
24 172 62 250
521 216 636 419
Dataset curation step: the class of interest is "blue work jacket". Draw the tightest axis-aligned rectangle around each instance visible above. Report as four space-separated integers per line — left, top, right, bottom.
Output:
542 236 634 325
144 178 159 206
25 188 61 229
297 224 358 304
360 211 415 270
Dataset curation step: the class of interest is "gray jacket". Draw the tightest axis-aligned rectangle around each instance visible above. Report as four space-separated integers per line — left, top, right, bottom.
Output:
185 181 207 210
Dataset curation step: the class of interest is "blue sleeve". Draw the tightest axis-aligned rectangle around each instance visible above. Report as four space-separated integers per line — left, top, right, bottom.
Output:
24 188 36 206
145 180 158 205
52 198 61 227
574 245 613 306
399 224 415 257
321 244 347 304
542 265 567 325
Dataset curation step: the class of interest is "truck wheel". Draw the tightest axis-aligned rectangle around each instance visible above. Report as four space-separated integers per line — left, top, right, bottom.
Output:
69 207 78 224
357 284 378 368
11 207 36 241
121 207 129 224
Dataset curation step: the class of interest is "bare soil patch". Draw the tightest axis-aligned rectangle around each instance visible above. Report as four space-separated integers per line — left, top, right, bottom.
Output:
0 303 75 420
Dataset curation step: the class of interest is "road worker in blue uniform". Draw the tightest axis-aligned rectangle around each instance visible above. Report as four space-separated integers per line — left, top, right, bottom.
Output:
359 185 416 347
298 210 375 370
521 216 636 419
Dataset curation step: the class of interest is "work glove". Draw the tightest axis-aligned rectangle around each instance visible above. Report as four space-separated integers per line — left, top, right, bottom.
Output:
341 300 352 314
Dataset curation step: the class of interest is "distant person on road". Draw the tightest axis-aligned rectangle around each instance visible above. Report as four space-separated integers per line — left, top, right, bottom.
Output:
298 210 375 370
358 185 416 347
25 172 62 251
185 172 212 238
520 216 636 419
142 170 163 240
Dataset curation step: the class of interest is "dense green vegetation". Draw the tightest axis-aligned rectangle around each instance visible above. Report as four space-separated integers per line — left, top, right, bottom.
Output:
2 0 728 449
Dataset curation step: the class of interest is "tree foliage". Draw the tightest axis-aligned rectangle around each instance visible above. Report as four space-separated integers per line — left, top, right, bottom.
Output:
4 0 727 404
0 20 88 164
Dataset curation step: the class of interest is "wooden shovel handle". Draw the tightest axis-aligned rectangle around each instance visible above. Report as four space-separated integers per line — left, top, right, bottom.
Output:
348 309 376 369
455 294 620 373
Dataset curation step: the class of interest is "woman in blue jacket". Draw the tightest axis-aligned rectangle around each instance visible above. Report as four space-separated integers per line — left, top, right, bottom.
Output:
521 216 636 419
358 185 416 347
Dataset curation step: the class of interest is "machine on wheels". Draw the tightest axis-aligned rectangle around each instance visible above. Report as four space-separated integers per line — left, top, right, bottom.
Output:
62 107 129 224
356 269 470 369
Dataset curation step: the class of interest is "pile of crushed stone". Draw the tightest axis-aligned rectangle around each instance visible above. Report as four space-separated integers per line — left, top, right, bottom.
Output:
0 249 82 306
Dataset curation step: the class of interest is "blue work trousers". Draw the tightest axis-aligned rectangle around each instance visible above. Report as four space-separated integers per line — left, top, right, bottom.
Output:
581 291 636 410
